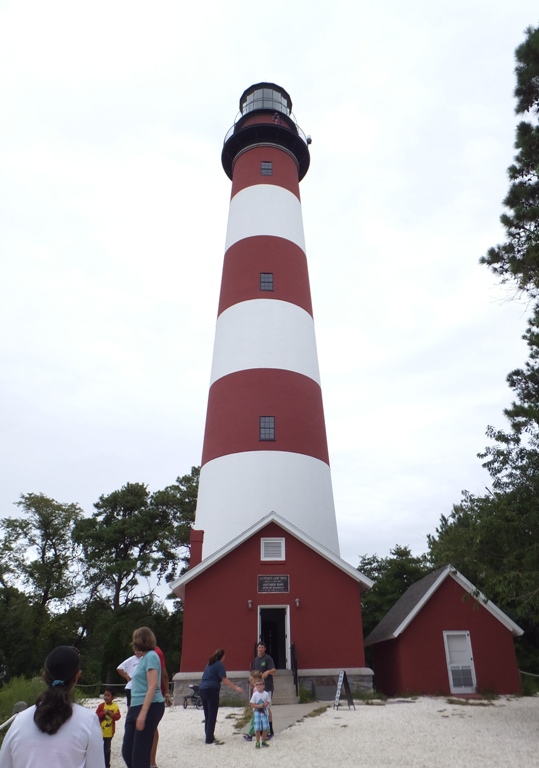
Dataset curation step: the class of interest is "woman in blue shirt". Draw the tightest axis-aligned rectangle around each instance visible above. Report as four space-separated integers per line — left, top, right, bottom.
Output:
121 627 165 768
199 648 243 745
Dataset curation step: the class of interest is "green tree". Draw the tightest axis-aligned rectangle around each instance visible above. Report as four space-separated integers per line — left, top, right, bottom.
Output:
73 469 197 611
428 482 539 621
0 494 85 676
481 25 539 296
150 466 199 578
358 545 432 640
437 24 539 672
0 493 83 608
0 469 198 682
0 585 42 677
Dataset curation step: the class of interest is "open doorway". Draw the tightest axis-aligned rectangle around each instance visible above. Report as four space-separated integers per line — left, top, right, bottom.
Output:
258 607 288 669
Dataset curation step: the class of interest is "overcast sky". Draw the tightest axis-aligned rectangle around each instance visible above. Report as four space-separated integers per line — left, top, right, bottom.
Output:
1 1 537 574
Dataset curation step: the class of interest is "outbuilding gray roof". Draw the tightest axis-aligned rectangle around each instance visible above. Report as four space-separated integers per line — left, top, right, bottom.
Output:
364 564 523 645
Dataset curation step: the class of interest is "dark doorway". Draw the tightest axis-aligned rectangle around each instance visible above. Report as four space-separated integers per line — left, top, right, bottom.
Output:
259 608 287 668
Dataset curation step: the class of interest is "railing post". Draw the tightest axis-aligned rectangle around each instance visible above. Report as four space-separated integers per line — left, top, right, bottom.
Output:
291 642 298 695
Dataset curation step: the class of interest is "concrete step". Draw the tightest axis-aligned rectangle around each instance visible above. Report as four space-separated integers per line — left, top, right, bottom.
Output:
271 671 299 705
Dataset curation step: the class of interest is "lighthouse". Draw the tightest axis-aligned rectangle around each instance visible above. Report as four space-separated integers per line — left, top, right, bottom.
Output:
172 84 372 697
195 83 340 560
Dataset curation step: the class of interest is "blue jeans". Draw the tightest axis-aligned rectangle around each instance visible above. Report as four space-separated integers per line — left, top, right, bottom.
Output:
122 701 164 768
200 687 220 743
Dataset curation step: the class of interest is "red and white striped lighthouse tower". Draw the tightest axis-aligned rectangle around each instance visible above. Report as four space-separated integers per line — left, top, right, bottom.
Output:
173 84 371 688
195 83 340 560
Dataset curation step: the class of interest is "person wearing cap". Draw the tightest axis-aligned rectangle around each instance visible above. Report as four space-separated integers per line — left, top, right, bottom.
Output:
0 645 104 768
121 627 165 768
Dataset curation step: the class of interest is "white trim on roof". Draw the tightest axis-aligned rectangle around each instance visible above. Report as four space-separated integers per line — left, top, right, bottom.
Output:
170 511 373 599
390 565 523 640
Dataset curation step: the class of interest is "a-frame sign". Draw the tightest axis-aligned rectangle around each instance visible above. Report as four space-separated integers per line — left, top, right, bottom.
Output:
333 670 355 710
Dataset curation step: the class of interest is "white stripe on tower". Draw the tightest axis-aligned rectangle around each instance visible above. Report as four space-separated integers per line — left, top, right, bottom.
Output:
210 300 321 384
195 84 340 559
225 185 306 251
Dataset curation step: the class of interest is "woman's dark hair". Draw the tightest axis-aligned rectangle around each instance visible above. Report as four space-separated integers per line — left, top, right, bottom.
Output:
34 646 80 735
208 648 225 665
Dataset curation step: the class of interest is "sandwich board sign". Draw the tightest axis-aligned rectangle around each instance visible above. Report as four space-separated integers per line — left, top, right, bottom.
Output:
334 670 355 710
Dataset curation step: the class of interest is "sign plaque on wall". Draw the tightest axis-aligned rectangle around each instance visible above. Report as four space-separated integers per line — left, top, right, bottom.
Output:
257 575 290 593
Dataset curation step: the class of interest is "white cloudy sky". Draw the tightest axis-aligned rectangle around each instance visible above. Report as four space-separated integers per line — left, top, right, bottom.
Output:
1 0 536 573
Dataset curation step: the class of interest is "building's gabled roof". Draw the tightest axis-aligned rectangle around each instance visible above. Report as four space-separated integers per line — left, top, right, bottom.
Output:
170 511 373 599
364 564 523 646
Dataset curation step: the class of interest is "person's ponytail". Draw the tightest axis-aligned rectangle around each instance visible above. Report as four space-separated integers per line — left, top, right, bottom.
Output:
33 645 80 735
208 648 225 665
34 675 74 735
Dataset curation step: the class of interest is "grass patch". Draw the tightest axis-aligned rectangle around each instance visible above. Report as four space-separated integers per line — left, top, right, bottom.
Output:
520 675 539 697
305 705 330 718
233 706 253 731
218 695 244 708
393 691 421 699
477 689 499 701
0 678 46 745
0 678 43 724
354 689 387 703
299 687 316 703
446 697 494 706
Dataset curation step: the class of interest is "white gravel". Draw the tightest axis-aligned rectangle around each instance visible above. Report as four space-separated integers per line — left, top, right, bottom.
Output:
84 696 538 768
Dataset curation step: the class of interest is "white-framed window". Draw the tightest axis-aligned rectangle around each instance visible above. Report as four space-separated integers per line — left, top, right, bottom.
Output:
261 537 285 561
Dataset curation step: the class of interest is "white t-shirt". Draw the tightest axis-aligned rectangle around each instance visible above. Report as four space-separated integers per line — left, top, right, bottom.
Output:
250 690 271 708
0 703 104 768
117 654 141 690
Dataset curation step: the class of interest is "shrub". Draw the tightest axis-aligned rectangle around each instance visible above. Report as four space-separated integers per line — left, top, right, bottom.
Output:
0 677 44 744
521 674 539 697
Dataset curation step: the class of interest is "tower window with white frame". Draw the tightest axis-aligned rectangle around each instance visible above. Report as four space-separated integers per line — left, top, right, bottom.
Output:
260 161 273 176
261 537 285 561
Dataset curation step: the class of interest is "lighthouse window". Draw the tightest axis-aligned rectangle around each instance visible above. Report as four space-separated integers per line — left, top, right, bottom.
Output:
260 161 273 176
259 416 275 441
260 273 274 291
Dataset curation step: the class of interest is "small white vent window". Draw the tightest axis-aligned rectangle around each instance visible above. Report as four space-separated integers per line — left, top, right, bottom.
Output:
261 538 285 561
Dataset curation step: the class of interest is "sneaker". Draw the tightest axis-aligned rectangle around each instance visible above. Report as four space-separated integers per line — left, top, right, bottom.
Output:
213 739 224 745
262 741 270 747
243 734 253 742
255 742 261 749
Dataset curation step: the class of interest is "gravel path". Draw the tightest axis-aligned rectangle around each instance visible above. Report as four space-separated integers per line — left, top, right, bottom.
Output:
85 696 538 768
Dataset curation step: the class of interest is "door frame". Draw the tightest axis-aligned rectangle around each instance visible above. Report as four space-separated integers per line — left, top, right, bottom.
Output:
443 630 477 694
258 604 290 670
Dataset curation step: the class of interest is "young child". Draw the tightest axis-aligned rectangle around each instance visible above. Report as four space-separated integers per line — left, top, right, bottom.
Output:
243 670 263 741
96 687 121 768
250 679 271 748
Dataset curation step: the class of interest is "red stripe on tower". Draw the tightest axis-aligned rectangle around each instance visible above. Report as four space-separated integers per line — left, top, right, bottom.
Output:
195 83 340 559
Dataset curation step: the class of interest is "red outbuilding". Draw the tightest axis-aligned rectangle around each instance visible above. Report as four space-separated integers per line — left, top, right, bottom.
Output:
365 565 523 696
